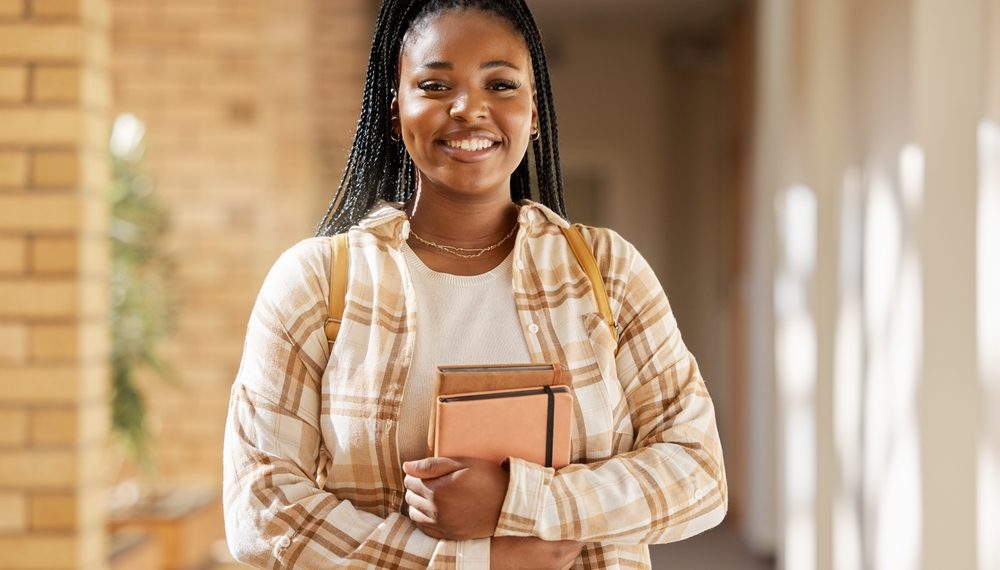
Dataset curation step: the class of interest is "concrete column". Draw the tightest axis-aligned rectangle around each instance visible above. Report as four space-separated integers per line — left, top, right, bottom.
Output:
979 2 1000 569
911 0 982 568
744 0 790 556
799 1 849 569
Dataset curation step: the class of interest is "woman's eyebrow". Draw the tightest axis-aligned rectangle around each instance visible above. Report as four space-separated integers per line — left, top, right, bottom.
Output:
418 60 520 71
421 61 453 70
481 59 520 71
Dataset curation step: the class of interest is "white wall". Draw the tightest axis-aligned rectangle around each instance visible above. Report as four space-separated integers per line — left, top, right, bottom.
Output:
751 0 991 568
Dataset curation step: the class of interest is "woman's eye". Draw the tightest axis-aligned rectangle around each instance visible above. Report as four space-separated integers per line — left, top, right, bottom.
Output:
418 81 448 92
490 80 521 91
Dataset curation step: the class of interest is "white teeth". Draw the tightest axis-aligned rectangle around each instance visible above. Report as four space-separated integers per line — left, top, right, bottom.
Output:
446 139 494 151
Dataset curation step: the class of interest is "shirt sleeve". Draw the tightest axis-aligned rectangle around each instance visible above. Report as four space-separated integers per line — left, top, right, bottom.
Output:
494 239 728 544
222 239 490 568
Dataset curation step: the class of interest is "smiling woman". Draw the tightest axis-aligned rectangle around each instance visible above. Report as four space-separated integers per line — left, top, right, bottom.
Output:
222 1 728 568
312 0 565 239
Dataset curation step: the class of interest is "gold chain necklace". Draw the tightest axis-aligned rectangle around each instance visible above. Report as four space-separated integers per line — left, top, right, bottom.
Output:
408 224 518 259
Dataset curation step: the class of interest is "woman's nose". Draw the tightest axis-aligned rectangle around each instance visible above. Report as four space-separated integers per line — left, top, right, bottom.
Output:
449 91 488 122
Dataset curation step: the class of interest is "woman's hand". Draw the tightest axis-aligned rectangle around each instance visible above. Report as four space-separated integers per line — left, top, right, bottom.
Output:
490 537 584 570
402 456 510 540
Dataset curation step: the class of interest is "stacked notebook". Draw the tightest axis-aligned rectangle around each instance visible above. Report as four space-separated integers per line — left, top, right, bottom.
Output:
428 363 574 469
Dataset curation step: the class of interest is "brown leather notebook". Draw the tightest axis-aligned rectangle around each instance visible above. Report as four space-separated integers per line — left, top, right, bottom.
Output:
429 363 573 469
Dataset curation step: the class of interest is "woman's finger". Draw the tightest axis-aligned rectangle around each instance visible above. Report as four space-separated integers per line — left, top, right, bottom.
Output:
402 456 465 479
402 473 434 499
407 504 436 526
404 489 436 521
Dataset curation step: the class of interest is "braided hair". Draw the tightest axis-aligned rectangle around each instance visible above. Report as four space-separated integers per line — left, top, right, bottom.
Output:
314 0 566 237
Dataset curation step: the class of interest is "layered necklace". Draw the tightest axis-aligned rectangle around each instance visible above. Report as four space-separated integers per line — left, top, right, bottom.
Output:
408 223 518 259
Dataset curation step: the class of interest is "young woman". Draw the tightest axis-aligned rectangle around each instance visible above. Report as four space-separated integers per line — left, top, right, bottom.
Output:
222 0 728 568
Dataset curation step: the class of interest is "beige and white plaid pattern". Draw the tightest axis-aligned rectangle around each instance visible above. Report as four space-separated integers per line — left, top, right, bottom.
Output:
223 200 728 568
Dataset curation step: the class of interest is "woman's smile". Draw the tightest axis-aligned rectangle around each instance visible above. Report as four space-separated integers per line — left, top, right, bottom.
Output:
438 130 503 162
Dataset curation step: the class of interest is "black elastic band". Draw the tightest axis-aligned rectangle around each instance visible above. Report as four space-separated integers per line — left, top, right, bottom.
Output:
543 385 554 468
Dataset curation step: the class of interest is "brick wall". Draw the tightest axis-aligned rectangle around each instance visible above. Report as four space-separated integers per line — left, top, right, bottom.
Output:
312 0 374 215
0 0 112 568
109 0 371 487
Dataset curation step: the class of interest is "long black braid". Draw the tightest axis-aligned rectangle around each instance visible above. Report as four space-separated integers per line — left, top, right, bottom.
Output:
314 0 566 237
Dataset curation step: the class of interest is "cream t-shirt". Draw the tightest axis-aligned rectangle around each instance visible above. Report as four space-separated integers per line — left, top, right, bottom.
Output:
397 241 532 464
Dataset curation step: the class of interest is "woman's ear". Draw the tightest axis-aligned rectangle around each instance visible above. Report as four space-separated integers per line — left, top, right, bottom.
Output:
390 90 401 139
530 98 539 137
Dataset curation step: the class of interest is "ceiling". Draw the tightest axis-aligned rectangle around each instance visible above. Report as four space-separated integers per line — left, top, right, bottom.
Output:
529 0 743 36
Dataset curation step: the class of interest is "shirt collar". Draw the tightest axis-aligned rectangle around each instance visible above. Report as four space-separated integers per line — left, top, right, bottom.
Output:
354 198 570 247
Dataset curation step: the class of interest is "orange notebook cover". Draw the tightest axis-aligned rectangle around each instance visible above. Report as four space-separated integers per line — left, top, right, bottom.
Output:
429 363 573 469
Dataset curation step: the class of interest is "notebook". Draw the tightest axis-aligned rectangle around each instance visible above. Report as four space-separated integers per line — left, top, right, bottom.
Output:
429 363 573 469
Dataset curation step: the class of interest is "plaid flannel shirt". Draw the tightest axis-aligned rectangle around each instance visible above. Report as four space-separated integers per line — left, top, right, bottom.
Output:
223 200 728 568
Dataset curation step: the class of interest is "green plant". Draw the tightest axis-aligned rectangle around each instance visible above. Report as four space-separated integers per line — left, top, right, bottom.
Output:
108 114 182 472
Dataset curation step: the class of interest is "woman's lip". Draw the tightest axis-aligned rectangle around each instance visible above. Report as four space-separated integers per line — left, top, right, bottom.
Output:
437 140 501 163
439 130 501 142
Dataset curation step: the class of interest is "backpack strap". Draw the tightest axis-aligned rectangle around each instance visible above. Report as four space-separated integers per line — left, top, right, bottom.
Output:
325 234 350 346
324 228 617 345
559 225 619 344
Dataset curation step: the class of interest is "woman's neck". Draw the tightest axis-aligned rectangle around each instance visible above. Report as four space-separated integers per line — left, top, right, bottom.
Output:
402 185 520 276
404 188 519 247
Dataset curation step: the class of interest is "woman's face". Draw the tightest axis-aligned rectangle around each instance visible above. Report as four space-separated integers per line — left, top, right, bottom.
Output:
395 9 536 200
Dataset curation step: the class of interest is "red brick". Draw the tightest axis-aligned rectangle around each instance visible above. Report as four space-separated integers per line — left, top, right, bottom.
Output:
30 407 76 445
0 151 28 187
0 24 84 60
0 535 76 568
0 449 76 487
30 236 78 274
0 193 82 231
30 323 77 361
31 65 80 102
31 150 79 188
31 0 80 19
0 280 78 317
0 409 29 445
0 365 81 404
0 108 81 145
29 493 75 530
0 238 26 275
0 493 27 532
0 65 27 102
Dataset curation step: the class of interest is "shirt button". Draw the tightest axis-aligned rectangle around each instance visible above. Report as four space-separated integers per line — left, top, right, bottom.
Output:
694 488 707 501
528 323 539 334
516 259 525 270
278 535 291 548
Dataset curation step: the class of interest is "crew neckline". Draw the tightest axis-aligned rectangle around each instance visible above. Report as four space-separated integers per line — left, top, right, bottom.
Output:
401 241 514 286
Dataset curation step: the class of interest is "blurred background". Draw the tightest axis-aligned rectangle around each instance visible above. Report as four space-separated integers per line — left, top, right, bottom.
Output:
0 0 997 568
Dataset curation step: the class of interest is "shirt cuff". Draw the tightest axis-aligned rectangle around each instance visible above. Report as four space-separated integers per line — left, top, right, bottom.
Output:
455 538 491 568
494 456 553 537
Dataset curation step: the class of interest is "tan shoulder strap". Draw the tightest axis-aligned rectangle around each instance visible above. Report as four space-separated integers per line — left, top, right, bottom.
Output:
325 229 615 344
325 234 350 346
559 225 618 343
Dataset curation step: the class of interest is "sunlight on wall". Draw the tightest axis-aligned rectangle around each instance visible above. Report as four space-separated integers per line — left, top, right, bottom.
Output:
977 119 1000 570
862 158 923 570
899 145 925 212
834 167 864 570
775 184 817 570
